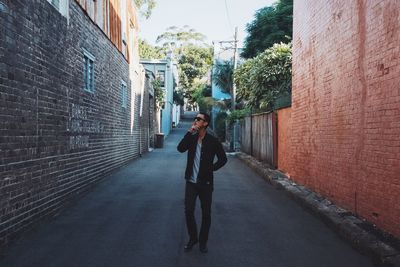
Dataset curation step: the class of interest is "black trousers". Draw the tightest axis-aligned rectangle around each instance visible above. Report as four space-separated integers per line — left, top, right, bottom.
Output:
184 181 213 245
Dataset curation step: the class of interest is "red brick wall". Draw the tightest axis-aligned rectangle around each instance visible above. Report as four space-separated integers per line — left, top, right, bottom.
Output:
290 0 400 237
277 108 292 173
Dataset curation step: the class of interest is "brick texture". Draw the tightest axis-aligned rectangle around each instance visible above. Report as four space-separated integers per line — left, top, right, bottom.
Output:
0 0 152 246
288 0 400 237
277 107 291 173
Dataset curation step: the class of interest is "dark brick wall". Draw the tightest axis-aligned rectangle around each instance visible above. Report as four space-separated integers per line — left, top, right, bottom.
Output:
0 0 146 246
290 0 400 237
139 72 150 154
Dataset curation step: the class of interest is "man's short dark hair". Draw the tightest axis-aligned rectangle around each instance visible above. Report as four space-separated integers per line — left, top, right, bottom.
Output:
199 112 210 127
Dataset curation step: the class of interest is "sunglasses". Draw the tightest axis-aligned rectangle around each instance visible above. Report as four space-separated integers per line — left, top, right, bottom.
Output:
194 117 206 122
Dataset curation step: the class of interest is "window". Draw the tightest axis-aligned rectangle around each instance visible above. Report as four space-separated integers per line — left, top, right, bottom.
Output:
156 70 165 87
83 49 95 93
46 0 68 19
121 81 128 108
48 0 60 9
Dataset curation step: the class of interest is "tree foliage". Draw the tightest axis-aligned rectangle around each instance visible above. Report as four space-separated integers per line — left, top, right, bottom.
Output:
152 79 164 109
156 26 207 49
213 61 234 95
173 89 185 106
191 83 214 113
214 111 228 141
155 26 213 105
134 0 156 19
227 108 251 125
139 39 165 59
178 45 213 101
241 0 293 59
234 42 292 111
139 26 212 108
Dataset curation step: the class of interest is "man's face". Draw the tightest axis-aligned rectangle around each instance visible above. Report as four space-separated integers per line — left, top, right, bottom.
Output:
193 114 208 129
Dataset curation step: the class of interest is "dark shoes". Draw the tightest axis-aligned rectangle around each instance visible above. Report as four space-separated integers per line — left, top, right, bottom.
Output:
184 239 208 253
199 244 208 253
184 239 198 251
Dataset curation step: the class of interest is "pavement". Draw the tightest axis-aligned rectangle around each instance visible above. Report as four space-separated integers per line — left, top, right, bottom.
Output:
235 153 400 267
0 119 376 267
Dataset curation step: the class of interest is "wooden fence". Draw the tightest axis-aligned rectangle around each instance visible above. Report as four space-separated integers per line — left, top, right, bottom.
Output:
241 112 277 167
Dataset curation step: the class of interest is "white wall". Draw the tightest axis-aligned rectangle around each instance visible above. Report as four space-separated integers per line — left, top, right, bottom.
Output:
140 52 180 136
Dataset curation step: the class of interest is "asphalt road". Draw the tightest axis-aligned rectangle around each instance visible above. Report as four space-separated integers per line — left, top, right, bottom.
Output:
0 120 374 267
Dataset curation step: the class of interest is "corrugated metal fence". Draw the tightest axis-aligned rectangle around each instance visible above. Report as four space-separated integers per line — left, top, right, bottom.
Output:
241 112 277 167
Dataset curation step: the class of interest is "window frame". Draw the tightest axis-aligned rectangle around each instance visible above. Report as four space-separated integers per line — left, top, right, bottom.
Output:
83 49 96 93
48 0 60 10
46 0 69 20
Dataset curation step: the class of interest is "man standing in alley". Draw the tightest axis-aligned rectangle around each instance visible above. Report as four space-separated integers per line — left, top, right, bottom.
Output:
177 112 227 253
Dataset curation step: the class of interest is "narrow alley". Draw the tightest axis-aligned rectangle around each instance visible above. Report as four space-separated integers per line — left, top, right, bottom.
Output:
0 119 374 267
1 0 399 266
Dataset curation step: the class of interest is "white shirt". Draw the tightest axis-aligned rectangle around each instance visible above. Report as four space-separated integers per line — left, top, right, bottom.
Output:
189 141 202 183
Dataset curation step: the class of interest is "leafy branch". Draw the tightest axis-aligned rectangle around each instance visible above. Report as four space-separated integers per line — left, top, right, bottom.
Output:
152 79 164 108
234 42 292 111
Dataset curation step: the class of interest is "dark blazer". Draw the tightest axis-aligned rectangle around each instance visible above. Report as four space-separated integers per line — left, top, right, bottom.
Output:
177 131 227 185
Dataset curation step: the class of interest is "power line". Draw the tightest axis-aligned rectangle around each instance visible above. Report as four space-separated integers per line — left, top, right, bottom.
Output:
224 0 233 34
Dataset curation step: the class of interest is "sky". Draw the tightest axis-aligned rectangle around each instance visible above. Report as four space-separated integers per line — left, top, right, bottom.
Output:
137 0 275 48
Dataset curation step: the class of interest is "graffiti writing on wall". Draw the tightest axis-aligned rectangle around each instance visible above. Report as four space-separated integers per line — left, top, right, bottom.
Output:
69 135 89 150
68 103 104 150
69 120 103 133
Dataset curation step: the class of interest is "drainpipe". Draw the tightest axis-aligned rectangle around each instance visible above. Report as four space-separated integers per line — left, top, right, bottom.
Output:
139 66 145 156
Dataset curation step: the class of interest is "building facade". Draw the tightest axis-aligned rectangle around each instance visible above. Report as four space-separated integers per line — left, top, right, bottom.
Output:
141 53 180 137
0 0 149 246
144 70 157 148
287 0 400 237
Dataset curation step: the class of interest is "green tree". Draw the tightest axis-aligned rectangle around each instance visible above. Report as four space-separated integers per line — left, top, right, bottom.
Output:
134 0 156 19
232 58 253 102
156 26 207 49
214 111 228 141
226 108 251 125
155 27 213 105
139 39 165 59
241 0 293 59
152 79 164 109
234 42 292 111
173 89 185 106
178 45 213 103
191 82 214 113
213 61 234 95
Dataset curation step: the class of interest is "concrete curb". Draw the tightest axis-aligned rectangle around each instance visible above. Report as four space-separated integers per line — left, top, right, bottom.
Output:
235 152 400 267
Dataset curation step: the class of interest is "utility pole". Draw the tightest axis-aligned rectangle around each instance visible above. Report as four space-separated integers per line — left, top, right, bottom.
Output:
232 27 239 151
215 27 239 151
216 26 238 110
232 26 238 111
